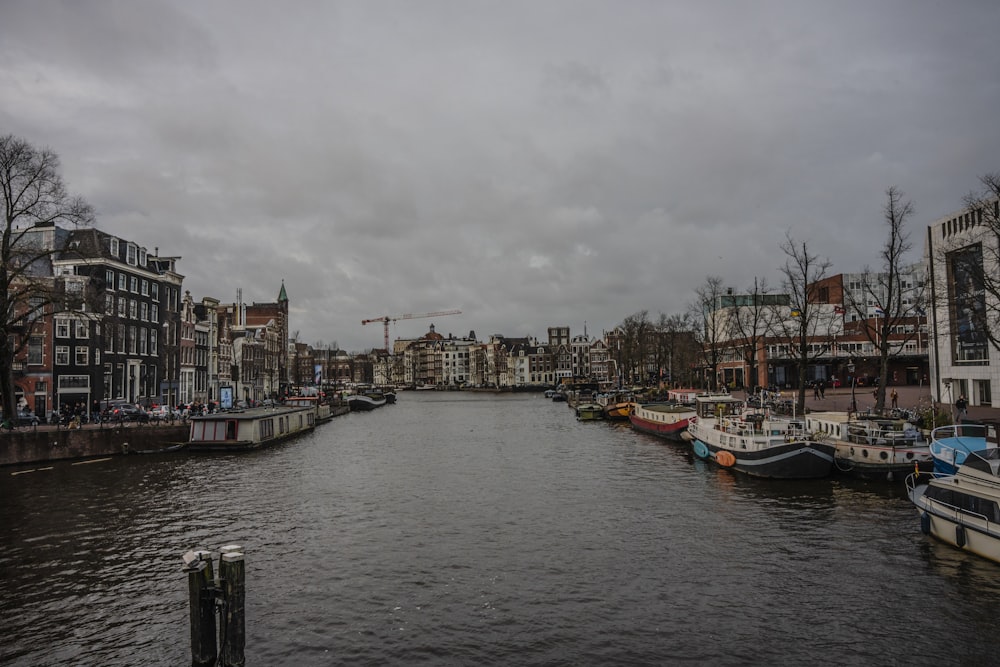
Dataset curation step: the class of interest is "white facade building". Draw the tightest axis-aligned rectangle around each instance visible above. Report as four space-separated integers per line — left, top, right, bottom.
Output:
925 203 998 408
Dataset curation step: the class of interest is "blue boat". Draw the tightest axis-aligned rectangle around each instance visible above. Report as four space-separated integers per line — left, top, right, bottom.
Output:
929 422 999 475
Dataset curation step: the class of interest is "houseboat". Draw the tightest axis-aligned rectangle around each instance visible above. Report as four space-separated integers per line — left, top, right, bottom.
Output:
685 395 835 479
804 411 933 481
285 394 336 424
629 401 697 442
188 405 316 451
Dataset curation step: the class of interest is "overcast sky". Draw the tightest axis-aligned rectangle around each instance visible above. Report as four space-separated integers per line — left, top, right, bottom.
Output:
4 1 999 351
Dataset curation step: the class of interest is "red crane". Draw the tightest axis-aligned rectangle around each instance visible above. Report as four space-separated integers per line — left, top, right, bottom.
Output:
362 309 461 350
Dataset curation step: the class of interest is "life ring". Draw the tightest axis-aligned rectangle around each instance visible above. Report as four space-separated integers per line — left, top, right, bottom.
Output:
716 450 737 467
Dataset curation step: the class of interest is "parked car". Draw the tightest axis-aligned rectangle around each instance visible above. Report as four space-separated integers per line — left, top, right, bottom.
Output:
101 401 150 423
17 410 40 426
148 405 182 422
1 410 40 427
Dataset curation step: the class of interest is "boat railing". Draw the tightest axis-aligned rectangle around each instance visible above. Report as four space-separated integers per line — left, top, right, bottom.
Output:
931 424 988 441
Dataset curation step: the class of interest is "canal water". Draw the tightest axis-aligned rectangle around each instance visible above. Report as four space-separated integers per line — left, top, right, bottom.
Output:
3 392 1000 665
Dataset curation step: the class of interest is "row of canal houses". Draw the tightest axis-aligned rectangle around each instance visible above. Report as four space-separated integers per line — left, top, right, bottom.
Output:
11 223 290 418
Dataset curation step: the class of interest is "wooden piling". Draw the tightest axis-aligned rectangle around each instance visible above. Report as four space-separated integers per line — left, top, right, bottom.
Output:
183 549 217 667
219 547 246 667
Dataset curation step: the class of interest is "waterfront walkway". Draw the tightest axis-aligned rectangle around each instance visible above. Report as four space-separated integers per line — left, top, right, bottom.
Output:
735 384 1000 423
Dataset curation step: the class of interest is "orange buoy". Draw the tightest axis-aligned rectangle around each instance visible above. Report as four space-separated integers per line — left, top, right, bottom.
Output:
716 450 736 467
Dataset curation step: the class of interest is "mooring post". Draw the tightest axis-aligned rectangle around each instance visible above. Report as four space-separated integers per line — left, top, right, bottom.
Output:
182 549 217 667
219 545 246 667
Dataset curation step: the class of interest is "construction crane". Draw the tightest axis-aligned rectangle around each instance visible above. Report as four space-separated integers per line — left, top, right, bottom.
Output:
362 309 461 351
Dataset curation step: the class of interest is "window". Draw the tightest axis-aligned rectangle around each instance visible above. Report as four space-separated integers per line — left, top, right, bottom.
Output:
151 283 159 301
75 346 88 366
105 329 114 353
139 248 147 267
150 329 157 355
118 273 127 290
55 346 70 365
129 300 137 319
105 293 114 315
141 279 149 296
118 297 126 316
110 238 119 256
130 276 138 293
94 348 100 366
28 336 43 364
129 326 137 354
75 320 89 338
106 269 115 289
141 302 148 321
55 318 70 338
127 244 137 266
140 328 148 355
151 304 158 322
27 296 44 323
117 324 125 352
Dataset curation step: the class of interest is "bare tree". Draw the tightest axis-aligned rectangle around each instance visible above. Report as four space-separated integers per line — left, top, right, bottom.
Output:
690 276 727 391
619 310 651 385
843 186 923 412
770 234 838 414
1 134 94 420
724 277 774 393
655 312 696 388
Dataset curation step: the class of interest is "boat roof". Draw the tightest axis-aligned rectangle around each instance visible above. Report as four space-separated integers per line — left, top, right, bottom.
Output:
190 405 313 421
693 393 742 404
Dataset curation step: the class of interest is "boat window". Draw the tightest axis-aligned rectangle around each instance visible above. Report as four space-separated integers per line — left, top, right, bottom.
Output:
226 420 237 440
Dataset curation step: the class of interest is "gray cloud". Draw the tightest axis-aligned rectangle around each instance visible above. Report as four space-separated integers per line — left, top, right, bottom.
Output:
3 1 999 350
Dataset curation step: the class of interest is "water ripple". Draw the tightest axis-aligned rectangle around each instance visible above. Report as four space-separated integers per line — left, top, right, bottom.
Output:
3 393 1000 665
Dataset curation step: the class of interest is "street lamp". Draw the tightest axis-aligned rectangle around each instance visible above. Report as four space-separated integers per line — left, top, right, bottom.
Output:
848 360 857 414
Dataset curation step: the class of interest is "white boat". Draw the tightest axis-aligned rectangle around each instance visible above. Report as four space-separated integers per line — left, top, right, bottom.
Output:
188 405 316 451
685 395 835 479
804 412 933 481
907 448 1000 565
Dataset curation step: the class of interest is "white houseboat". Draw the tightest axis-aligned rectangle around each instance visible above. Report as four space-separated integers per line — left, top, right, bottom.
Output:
188 405 316 451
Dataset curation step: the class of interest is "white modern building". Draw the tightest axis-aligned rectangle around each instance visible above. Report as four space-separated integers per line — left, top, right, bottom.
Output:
925 202 999 409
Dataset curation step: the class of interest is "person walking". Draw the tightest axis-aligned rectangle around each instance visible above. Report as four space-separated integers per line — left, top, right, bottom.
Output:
819 383 826 399
813 382 820 400
954 395 968 423
890 388 898 409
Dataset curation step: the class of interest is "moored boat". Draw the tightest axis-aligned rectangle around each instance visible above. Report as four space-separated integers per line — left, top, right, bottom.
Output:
596 391 633 421
685 395 835 479
188 405 316 451
576 403 604 421
666 388 700 405
804 412 932 481
929 422 999 475
285 394 335 423
907 448 1000 565
348 393 387 411
629 402 696 441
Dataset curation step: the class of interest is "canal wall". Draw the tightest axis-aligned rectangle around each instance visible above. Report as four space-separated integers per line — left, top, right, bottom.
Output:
0 424 189 467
